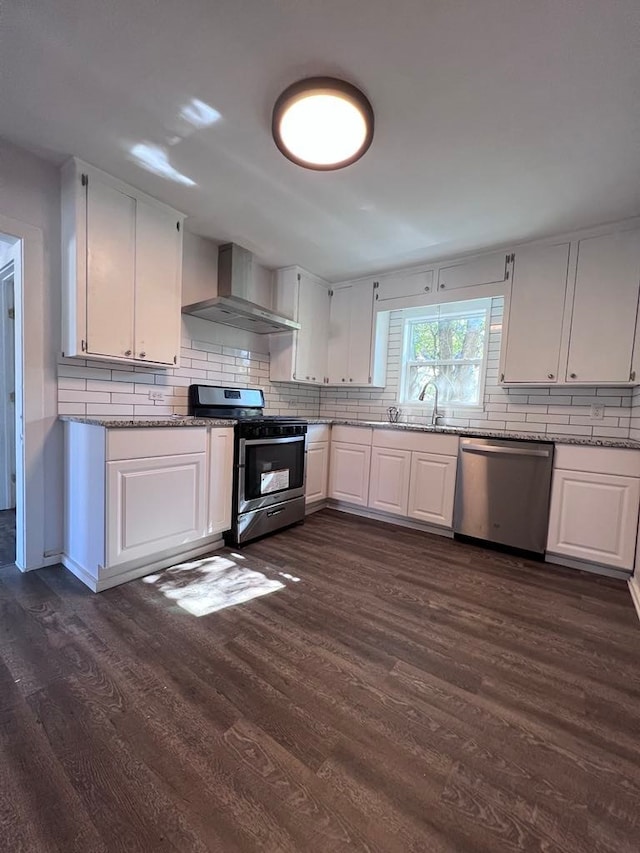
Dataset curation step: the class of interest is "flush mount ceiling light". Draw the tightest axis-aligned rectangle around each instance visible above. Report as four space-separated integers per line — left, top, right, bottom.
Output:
272 77 374 170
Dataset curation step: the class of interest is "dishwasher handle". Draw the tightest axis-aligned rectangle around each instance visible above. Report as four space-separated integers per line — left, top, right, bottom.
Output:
460 442 551 459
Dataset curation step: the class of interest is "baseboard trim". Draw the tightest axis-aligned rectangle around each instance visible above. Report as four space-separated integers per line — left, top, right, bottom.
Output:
628 577 640 624
16 552 63 573
545 553 631 581
328 501 454 539
327 503 632 580
61 554 100 592
305 499 329 516
62 536 226 593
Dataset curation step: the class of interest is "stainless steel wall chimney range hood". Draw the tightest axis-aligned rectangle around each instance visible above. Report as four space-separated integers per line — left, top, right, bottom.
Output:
182 243 300 334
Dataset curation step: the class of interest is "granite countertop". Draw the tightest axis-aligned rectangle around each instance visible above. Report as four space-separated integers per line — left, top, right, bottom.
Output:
59 415 235 428
306 419 640 449
60 414 640 448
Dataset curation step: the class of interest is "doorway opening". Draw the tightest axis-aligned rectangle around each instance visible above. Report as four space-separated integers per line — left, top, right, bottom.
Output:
0 237 18 568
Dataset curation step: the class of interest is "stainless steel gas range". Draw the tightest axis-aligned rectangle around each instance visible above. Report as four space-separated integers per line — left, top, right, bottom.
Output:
189 385 307 546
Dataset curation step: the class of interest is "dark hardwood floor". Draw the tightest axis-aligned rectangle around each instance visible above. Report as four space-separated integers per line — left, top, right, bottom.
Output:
1 509 640 852
0 508 15 567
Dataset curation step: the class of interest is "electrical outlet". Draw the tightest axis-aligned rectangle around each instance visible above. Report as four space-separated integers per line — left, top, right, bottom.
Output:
590 403 605 420
149 390 165 402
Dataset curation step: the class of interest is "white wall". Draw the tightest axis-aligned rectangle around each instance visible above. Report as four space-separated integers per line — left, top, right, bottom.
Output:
0 138 62 559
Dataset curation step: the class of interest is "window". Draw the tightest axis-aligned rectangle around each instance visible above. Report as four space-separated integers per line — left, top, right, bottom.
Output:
399 299 490 408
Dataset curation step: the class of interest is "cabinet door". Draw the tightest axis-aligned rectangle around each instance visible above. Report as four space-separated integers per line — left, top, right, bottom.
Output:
329 442 371 506
368 447 411 516
208 428 234 535
86 178 135 359
408 452 457 528
295 275 329 383
328 286 351 384
566 229 640 383
135 200 182 365
306 442 329 504
376 270 434 302
348 282 375 384
501 242 570 383
547 469 640 570
107 452 207 566
437 252 508 293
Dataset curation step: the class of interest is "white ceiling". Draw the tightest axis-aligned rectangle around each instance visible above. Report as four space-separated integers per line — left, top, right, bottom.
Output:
1 0 639 281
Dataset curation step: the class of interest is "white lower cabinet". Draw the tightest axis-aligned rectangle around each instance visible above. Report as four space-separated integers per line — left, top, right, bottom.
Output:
208 427 234 534
407 452 457 527
306 442 329 504
546 446 640 571
368 447 411 515
107 452 207 566
329 443 372 506
63 423 234 592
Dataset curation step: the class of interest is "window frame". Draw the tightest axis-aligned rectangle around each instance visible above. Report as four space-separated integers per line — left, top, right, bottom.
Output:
398 298 491 411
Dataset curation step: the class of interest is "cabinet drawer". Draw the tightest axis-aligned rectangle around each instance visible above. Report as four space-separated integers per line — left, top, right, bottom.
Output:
554 445 640 478
307 424 331 444
372 429 459 456
331 425 373 446
107 427 208 461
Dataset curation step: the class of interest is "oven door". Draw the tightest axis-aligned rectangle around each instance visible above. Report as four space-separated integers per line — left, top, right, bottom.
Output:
238 435 306 513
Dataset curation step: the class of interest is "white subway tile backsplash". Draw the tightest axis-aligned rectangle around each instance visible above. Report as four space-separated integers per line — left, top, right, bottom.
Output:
58 295 640 439
58 332 321 420
319 294 640 439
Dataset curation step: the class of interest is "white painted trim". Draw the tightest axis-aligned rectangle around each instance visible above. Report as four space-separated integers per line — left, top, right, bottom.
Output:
628 576 640 624
62 535 226 593
0 262 15 510
305 499 329 515
0 216 46 571
541 553 630 581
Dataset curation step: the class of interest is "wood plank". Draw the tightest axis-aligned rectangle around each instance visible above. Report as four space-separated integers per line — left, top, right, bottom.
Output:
1 509 639 852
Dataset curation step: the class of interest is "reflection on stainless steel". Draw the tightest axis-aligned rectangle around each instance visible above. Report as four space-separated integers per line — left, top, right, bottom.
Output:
453 437 554 554
235 496 306 545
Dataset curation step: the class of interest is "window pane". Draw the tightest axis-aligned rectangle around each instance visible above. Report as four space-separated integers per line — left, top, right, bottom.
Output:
406 363 481 406
410 314 486 362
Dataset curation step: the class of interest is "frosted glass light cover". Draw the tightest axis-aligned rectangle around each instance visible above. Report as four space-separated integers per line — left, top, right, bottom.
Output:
272 78 374 170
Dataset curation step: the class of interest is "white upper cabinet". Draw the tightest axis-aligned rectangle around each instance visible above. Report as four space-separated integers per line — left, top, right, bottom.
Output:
134 199 183 365
375 270 434 303
437 252 509 294
500 242 570 384
270 267 330 384
85 178 136 360
565 229 640 384
61 158 184 367
328 281 378 385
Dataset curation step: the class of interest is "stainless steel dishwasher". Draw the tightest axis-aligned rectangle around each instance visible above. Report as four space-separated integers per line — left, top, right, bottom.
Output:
453 437 554 554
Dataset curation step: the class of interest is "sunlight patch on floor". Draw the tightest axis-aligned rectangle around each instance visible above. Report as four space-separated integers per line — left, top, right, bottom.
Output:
142 555 288 617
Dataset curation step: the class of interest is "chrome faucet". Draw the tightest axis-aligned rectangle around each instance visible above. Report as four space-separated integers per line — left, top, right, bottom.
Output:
418 379 441 426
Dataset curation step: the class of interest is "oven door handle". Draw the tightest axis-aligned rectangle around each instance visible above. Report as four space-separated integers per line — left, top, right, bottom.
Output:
242 436 306 446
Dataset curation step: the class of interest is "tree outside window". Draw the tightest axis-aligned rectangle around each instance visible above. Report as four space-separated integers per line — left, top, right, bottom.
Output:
400 301 489 407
